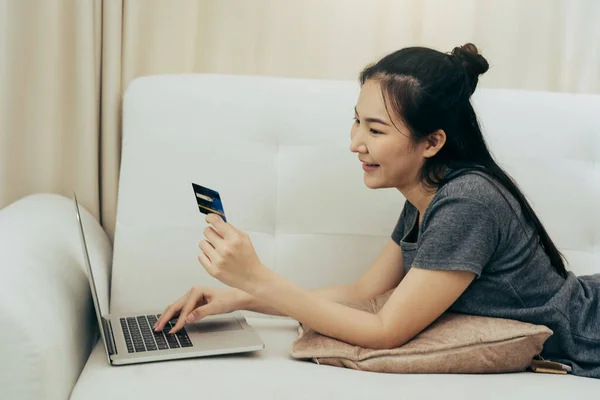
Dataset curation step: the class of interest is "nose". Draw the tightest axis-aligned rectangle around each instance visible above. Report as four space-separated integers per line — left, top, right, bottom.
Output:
350 127 367 154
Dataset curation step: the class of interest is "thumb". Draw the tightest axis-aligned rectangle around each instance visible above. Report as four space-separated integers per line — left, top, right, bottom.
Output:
186 304 214 322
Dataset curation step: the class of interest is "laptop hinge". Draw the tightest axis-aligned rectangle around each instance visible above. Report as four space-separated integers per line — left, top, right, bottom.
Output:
102 317 117 356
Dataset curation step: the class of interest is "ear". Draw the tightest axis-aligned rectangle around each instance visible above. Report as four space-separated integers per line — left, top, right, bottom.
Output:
422 129 446 158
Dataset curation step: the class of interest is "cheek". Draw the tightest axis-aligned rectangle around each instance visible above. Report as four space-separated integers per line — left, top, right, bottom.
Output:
379 141 410 162
381 144 417 174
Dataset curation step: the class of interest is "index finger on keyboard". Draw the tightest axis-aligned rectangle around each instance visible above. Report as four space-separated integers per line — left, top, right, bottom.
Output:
155 304 179 331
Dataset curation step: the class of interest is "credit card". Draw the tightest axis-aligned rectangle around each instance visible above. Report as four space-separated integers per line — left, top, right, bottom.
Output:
191 182 227 222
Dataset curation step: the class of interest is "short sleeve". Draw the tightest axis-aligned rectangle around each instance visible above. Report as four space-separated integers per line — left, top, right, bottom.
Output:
391 201 410 245
412 195 500 278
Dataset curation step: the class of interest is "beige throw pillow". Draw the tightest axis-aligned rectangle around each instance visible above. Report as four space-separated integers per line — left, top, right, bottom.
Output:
290 291 553 374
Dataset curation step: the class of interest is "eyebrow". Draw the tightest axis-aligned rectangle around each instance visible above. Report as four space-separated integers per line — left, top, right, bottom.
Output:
354 107 390 126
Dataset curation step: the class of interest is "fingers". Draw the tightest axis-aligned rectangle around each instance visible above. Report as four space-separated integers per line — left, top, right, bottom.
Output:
205 214 248 250
203 226 224 251
154 296 185 332
198 251 216 277
199 239 219 262
169 295 197 334
186 304 211 323
206 214 237 239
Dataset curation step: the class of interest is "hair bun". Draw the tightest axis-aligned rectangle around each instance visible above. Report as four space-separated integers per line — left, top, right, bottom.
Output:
451 43 489 94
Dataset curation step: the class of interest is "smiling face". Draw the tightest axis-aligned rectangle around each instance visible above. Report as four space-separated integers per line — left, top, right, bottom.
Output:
350 79 430 191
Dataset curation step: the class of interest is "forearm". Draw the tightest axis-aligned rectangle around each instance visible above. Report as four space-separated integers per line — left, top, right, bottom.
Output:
237 282 360 316
247 269 386 348
238 289 286 316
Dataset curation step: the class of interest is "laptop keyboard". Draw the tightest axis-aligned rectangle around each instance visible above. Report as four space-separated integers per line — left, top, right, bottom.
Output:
119 314 193 353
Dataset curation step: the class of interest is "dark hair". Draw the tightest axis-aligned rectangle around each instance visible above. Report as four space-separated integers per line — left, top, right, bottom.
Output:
359 43 568 278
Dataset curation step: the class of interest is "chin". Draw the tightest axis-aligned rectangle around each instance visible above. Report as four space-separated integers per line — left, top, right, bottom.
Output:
364 176 387 189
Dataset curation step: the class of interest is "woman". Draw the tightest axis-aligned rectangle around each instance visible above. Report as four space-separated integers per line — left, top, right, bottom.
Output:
154 43 600 378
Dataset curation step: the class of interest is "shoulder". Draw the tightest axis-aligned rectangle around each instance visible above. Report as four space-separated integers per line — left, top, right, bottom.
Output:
437 170 516 214
419 169 519 234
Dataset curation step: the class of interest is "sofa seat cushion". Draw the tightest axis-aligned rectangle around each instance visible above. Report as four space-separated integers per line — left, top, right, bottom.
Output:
70 317 598 400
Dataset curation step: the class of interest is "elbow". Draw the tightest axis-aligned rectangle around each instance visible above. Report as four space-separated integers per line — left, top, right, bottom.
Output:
374 336 408 350
362 315 411 349
372 326 411 350
375 318 415 350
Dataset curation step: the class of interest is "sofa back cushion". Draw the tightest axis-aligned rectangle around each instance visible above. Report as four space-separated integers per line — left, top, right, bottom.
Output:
112 74 600 315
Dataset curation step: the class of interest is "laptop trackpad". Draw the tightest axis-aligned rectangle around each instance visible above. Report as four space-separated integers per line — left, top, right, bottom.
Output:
187 318 243 334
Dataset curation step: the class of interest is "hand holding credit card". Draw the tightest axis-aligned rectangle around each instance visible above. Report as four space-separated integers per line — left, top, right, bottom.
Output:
191 182 268 293
192 183 227 222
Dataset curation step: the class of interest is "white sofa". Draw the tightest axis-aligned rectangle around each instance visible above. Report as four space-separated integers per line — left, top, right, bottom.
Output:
1 74 599 399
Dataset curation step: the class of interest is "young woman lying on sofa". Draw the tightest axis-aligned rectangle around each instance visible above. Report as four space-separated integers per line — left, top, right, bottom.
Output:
154 43 600 378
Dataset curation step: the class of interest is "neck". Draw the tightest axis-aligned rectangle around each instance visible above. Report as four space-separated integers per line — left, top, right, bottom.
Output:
400 166 448 219
399 181 438 221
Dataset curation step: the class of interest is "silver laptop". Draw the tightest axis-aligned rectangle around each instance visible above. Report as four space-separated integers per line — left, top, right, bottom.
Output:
73 192 265 366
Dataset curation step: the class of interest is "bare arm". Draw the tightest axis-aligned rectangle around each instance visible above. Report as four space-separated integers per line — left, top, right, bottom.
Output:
194 207 478 348
246 265 474 349
237 284 357 316
238 239 405 316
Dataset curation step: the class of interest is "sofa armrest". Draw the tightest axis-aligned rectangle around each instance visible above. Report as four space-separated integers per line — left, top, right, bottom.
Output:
0 193 112 400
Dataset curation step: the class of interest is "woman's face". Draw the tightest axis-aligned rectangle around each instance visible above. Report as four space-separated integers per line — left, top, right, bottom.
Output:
350 79 427 191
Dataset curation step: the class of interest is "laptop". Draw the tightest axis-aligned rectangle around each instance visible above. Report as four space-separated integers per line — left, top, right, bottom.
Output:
72 192 265 366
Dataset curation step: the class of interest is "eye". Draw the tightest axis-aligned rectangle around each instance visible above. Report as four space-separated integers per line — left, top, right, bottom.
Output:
353 117 360 124
370 128 382 135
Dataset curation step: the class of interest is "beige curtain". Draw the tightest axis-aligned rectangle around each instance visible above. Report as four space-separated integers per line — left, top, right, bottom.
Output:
1 0 599 241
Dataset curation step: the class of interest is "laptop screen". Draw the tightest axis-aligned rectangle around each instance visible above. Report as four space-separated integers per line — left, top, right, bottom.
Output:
73 192 112 361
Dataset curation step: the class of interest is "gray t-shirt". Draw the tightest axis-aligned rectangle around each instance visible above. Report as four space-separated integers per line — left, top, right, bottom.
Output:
391 170 600 378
